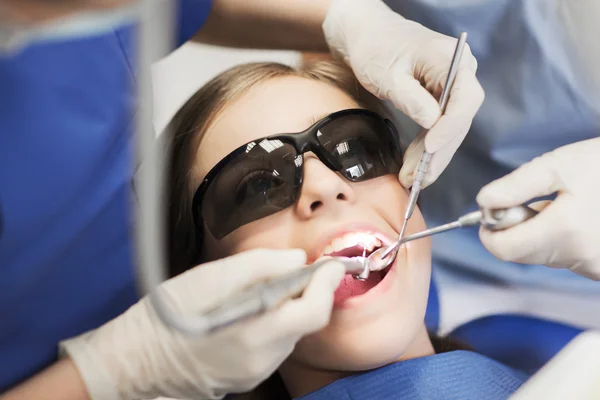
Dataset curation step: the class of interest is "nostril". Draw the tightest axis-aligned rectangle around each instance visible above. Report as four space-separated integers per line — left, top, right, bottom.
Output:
307 192 348 213
310 201 322 212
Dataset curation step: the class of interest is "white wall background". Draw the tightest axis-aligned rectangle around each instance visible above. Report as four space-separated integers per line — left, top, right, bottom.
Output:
152 42 301 133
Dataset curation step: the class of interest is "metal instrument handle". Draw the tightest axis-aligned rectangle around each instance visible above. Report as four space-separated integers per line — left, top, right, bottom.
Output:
200 257 364 332
201 268 314 332
404 151 431 221
402 32 468 227
390 205 537 251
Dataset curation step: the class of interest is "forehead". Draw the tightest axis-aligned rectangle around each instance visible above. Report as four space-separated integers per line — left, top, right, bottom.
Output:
193 76 361 182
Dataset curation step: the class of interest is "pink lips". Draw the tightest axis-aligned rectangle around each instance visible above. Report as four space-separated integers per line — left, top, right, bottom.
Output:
308 222 397 309
309 223 393 264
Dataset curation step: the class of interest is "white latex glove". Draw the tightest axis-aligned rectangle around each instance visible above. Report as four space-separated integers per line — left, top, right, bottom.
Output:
511 331 600 400
323 0 485 188
60 249 345 400
476 138 600 281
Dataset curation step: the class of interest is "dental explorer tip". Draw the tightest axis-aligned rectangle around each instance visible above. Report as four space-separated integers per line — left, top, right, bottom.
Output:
352 244 370 280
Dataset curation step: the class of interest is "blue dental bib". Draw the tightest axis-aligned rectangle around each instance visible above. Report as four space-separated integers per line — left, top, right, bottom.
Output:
298 351 527 400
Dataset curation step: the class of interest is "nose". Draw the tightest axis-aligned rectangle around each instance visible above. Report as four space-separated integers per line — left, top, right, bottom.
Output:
295 155 357 219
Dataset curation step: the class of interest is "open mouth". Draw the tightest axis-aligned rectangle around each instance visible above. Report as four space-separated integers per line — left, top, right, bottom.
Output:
319 231 393 306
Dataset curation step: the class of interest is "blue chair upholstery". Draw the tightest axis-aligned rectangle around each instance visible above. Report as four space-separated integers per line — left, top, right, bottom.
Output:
425 277 440 333
449 314 584 374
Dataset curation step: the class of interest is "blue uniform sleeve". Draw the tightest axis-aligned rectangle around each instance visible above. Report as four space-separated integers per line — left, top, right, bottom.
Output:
112 0 212 85
177 0 213 46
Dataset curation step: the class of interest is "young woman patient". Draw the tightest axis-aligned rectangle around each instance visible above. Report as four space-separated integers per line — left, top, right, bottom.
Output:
166 60 527 399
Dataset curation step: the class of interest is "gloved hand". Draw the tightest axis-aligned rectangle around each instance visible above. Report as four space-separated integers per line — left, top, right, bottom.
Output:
323 0 485 188
60 249 345 400
476 138 600 281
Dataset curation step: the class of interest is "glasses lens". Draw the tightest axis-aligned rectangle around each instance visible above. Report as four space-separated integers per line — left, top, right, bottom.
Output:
317 112 401 181
201 140 300 239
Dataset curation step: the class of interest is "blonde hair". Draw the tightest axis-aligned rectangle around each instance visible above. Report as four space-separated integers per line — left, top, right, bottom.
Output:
166 60 394 276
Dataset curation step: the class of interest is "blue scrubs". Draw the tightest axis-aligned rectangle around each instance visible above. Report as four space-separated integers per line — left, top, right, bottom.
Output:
384 0 600 293
0 0 212 391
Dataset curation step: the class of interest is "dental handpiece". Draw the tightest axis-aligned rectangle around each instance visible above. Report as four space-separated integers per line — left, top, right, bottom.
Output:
396 32 469 246
369 205 539 272
199 257 365 333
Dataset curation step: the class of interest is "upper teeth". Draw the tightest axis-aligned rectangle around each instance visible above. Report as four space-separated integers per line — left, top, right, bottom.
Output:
321 232 382 256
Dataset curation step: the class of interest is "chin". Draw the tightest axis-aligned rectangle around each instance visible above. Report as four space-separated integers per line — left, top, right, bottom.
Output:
295 321 424 372
290 240 432 372
292 295 430 372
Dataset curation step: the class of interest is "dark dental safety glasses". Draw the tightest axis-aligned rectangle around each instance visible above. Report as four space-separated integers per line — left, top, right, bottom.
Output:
192 109 403 240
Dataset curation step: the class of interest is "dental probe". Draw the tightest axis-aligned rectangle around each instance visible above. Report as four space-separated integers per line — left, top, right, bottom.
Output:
199 257 366 333
394 32 469 250
368 205 539 272
353 242 371 281
354 32 469 282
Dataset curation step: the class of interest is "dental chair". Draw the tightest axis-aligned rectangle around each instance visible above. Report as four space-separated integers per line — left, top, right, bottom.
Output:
227 278 585 400
425 279 585 375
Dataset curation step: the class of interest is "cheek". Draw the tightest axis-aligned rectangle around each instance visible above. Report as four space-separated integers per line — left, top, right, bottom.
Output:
361 176 411 223
201 211 297 261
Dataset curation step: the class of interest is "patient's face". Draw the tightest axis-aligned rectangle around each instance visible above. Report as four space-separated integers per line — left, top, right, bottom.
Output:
193 76 432 372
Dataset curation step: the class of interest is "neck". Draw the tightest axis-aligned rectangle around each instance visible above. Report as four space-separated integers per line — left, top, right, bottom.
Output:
279 324 435 398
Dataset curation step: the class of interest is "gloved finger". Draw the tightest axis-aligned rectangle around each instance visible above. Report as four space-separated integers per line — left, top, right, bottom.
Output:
399 116 465 189
385 73 442 129
399 71 482 187
179 248 307 300
478 197 567 265
274 260 345 336
460 42 479 74
421 129 465 187
398 131 426 188
429 46 479 100
477 153 563 208
424 70 484 153
465 49 478 73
